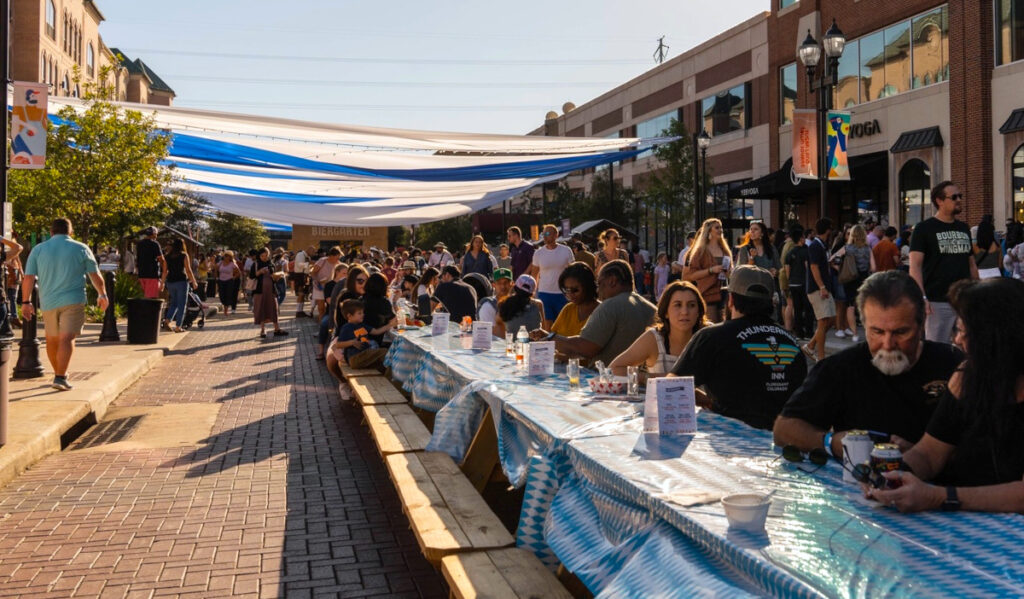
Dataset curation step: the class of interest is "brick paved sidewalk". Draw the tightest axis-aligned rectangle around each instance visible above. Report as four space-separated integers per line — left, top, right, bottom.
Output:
0 308 446 598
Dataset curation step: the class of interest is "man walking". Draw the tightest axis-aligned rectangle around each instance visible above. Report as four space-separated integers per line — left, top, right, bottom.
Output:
292 245 315 317
530 224 574 328
803 218 836 361
135 226 165 299
506 226 535 279
909 181 978 342
21 218 108 391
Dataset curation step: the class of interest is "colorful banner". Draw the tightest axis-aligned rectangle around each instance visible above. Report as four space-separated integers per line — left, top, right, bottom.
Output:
10 82 49 169
826 110 851 181
792 109 818 180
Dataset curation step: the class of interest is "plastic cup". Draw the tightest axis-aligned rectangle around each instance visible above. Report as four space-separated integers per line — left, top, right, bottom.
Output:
567 358 580 390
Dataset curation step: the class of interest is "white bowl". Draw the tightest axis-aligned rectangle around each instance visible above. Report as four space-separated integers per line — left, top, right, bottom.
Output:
721 493 771 532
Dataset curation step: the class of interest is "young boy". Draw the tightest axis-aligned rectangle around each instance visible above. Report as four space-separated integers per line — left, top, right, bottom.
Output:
333 299 388 370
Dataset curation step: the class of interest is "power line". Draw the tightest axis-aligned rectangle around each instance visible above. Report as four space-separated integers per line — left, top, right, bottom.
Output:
164 75 618 88
117 48 651 66
176 100 554 112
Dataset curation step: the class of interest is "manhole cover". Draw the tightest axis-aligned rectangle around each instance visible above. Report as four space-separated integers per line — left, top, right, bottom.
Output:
71 415 144 449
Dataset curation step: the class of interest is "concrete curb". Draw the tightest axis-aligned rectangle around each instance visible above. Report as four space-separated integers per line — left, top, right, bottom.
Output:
0 323 190 490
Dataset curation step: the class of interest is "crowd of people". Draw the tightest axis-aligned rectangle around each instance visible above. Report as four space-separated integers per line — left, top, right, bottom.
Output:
9 178 1023 516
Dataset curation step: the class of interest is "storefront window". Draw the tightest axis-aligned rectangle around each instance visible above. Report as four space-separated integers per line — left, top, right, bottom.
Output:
780 63 796 125
1013 144 1024 222
702 84 747 136
900 159 932 227
997 0 1024 66
836 38 860 107
883 21 911 96
636 110 676 159
860 31 886 101
913 6 948 87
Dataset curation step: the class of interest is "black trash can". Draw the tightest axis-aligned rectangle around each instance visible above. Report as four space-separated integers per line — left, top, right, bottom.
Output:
126 298 164 344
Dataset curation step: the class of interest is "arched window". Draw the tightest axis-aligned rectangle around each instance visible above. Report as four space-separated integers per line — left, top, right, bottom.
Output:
62 74 70 96
45 1 56 38
1013 144 1024 224
900 159 932 227
87 43 95 76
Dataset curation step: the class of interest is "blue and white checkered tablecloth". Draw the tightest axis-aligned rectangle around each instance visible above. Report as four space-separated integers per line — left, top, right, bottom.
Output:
565 411 1024 598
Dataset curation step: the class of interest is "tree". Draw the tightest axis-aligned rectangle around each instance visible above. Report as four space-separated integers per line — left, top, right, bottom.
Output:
9 97 174 246
205 211 269 252
644 118 706 245
412 215 472 252
164 190 210 244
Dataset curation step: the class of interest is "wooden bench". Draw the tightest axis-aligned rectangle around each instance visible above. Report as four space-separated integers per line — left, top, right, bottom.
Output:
386 451 514 566
340 363 382 379
363 403 431 455
442 548 572 599
349 376 409 406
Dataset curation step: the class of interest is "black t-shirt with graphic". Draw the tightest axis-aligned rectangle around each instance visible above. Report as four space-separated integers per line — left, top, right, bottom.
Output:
927 389 1024 486
136 238 163 278
910 217 973 302
781 341 963 442
671 316 808 430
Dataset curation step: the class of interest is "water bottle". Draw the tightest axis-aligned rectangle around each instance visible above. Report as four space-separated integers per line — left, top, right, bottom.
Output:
515 326 529 366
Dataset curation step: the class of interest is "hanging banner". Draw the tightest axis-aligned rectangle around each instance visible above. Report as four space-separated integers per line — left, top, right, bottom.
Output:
792 109 818 180
10 82 49 169
826 110 851 181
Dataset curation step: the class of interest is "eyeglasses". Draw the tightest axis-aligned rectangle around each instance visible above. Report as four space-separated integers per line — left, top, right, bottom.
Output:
355 278 367 284
561 286 581 295
949 193 964 200
543 231 555 237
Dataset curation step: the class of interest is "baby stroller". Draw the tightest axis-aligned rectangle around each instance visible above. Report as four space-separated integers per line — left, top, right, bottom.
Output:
180 288 207 330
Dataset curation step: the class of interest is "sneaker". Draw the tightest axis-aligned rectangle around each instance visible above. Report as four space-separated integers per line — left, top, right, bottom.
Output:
800 344 817 362
851 335 861 343
273 329 289 336
51 376 73 391
834 330 846 338
844 328 855 336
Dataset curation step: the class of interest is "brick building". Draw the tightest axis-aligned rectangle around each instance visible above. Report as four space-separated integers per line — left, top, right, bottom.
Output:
7 0 174 105
529 0 1024 247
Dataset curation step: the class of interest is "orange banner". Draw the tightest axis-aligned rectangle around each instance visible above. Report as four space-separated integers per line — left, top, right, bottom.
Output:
792 109 817 180
10 82 49 170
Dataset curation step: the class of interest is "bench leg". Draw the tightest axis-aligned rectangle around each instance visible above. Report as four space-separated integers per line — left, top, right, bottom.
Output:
461 408 499 493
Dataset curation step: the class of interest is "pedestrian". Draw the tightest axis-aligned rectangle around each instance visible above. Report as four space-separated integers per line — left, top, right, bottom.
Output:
3 235 24 327
595 228 629 271
833 224 876 342
292 245 315 317
682 218 732 323
783 226 813 338
803 218 837 362
496 244 512 270
135 226 166 299
427 242 455 269
909 180 978 343
653 252 670 300
217 250 241 315
163 238 199 333
530 224 575 328
506 226 535 279
20 218 109 391
872 226 901 272
461 235 497 277
251 247 287 338
273 249 288 305
310 246 342 320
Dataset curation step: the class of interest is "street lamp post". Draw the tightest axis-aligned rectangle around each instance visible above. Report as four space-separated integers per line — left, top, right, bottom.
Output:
798 18 846 221
697 129 711 226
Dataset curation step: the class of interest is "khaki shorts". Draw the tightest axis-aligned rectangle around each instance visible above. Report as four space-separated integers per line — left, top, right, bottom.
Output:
808 291 836 321
42 303 86 337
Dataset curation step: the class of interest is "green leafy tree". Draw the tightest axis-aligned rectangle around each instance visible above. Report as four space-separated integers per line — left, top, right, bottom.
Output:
645 118 706 242
164 190 210 243
205 211 270 252
413 215 472 252
9 95 174 246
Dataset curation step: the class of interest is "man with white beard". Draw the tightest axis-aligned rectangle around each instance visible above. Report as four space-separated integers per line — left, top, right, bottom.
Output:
773 271 963 461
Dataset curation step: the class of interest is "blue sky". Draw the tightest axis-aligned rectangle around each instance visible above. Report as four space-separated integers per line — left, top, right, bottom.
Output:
97 0 768 134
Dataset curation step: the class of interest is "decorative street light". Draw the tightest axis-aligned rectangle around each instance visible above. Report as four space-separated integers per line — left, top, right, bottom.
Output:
798 18 846 220
696 129 711 226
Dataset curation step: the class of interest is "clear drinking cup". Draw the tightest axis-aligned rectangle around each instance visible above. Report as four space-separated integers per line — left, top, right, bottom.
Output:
567 358 581 391
505 332 515 357
627 365 639 395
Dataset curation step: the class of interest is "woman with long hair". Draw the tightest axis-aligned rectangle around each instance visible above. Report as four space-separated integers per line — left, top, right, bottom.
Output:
413 266 439 320
833 224 876 341
830 223 854 334
361 272 396 345
217 250 241 315
736 222 780 276
610 280 707 378
595 228 630 270
546 262 599 338
867 278 1024 513
251 247 287 338
163 238 198 333
682 218 732 322
496 274 544 338
461 234 497 277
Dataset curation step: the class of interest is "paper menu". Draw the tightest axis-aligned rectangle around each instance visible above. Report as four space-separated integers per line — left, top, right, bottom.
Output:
431 312 449 336
526 341 555 376
643 376 697 435
471 322 493 350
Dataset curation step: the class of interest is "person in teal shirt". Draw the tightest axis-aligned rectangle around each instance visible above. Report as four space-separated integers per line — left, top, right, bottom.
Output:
21 218 108 391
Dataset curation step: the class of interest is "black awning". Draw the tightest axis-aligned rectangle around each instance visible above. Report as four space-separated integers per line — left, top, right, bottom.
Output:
890 126 943 153
1000 108 1024 134
727 158 819 199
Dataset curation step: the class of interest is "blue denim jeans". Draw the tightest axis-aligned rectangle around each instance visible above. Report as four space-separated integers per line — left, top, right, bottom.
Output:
166 281 189 327
318 314 332 346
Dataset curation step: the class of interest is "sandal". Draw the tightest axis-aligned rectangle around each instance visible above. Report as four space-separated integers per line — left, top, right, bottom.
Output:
800 344 817 362
260 332 267 338
315 353 325 361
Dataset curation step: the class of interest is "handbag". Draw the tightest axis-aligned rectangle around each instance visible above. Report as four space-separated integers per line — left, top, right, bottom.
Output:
244 277 258 292
838 251 859 285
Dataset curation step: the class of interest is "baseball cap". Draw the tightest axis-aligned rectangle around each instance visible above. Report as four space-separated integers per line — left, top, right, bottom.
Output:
514 274 537 295
492 267 512 282
728 265 774 300
401 260 416 269
142 226 158 236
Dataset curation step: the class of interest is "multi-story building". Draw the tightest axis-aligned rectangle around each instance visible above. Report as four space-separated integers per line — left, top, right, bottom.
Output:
528 1 1024 250
8 0 174 105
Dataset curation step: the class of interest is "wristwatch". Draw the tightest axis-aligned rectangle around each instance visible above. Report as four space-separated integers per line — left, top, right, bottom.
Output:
941 486 960 511
545 331 557 341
